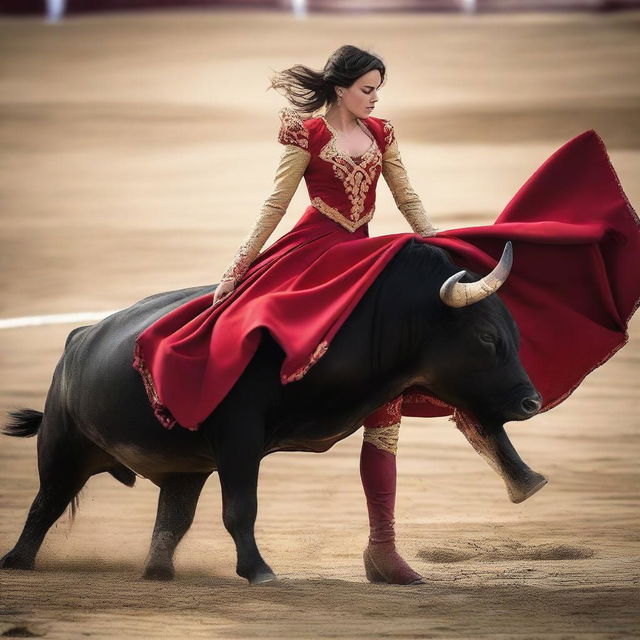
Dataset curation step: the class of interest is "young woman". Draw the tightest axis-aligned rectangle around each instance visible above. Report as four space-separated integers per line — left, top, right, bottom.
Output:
133 45 639 586
213 46 431 584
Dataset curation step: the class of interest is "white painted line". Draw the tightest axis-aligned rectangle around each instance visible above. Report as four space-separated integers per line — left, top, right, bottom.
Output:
0 310 122 330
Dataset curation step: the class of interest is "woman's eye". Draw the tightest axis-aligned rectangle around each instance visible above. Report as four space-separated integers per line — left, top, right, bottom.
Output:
480 333 495 343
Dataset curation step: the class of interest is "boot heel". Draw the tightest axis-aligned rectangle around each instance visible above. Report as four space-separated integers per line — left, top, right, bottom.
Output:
363 548 385 583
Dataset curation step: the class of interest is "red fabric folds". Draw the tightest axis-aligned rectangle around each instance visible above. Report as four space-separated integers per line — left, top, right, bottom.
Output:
133 130 639 431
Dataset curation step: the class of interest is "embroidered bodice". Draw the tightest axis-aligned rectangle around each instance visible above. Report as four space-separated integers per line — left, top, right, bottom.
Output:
220 106 437 286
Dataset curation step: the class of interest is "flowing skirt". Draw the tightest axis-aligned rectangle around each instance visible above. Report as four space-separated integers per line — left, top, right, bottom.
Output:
133 130 640 431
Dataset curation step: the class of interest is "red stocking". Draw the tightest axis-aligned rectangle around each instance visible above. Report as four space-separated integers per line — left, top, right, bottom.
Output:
360 395 423 585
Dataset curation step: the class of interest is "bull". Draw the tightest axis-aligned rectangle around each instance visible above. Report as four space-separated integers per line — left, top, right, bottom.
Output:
1 239 546 584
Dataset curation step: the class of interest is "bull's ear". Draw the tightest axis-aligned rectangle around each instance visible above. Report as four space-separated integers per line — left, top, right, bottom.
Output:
439 241 513 308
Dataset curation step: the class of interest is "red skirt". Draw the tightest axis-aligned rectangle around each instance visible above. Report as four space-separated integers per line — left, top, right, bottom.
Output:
133 130 640 431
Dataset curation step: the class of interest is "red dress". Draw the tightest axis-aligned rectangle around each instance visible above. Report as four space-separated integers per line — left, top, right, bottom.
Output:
133 109 640 433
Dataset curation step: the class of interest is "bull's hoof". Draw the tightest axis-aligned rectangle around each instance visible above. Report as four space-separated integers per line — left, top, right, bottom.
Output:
508 472 548 504
0 550 34 571
249 570 277 585
239 561 277 585
143 563 175 581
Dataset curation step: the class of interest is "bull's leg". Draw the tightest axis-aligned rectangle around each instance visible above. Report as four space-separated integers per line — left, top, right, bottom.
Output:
0 480 88 570
214 421 275 585
454 411 548 503
143 472 209 581
1 415 93 570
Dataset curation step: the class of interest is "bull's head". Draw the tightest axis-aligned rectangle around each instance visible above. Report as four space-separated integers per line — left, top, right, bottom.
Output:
421 242 547 502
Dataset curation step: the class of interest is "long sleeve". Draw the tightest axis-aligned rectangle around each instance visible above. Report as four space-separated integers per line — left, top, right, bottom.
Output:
219 143 310 286
381 122 437 237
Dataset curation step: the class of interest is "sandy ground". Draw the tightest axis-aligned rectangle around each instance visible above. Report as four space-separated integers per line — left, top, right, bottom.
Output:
0 9 639 639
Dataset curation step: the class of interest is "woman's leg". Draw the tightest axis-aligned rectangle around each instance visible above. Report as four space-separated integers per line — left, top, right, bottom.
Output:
360 395 423 585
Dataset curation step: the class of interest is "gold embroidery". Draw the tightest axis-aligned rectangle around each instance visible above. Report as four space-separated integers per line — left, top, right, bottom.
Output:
133 341 160 404
323 116 377 159
220 143 310 286
363 422 400 455
382 137 437 237
383 119 395 149
278 107 310 149
403 390 454 409
282 340 329 383
311 196 374 232
318 115 381 223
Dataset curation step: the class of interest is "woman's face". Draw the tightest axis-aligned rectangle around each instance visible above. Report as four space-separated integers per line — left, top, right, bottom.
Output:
338 69 382 119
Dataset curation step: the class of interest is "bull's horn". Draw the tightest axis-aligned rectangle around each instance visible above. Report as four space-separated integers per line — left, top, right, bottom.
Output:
439 241 513 308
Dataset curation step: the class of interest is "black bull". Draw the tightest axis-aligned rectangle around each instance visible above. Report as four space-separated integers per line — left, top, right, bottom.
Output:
1 239 547 584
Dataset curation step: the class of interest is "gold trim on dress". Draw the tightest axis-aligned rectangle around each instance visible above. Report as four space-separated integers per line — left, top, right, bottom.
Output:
133 341 186 430
382 119 395 150
363 422 400 455
281 340 330 383
321 115 376 159
311 196 374 232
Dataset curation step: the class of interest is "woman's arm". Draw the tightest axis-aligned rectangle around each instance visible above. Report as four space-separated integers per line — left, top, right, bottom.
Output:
219 144 310 287
381 127 438 237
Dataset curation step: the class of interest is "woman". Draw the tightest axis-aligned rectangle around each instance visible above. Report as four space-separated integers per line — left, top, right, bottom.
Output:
133 45 639 585
222 50 433 586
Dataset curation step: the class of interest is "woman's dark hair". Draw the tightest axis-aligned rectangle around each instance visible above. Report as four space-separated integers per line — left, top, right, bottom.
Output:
267 45 385 115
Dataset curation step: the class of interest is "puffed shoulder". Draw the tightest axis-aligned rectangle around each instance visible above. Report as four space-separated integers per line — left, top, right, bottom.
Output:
366 115 396 154
277 106 310 150
380 118 396 152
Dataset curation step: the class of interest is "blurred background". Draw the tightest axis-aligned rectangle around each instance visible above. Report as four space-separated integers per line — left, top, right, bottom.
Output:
2 0 640 17
0 3 638 639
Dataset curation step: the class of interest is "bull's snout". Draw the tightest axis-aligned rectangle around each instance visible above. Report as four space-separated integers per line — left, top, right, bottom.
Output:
520 393 542 416
502 389 542 422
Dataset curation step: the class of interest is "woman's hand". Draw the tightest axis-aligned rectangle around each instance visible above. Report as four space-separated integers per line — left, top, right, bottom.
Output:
212 279 235 306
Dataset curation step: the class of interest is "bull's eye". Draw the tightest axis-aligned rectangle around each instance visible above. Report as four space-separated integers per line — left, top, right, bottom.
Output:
480 332 496 344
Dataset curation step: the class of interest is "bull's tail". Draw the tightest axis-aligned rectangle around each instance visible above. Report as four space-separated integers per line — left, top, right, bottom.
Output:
3 408 43 437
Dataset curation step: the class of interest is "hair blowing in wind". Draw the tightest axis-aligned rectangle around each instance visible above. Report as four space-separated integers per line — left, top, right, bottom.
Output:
267 44 386 114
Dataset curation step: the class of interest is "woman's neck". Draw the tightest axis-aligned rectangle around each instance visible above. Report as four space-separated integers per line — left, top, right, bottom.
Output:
323 106 359 133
